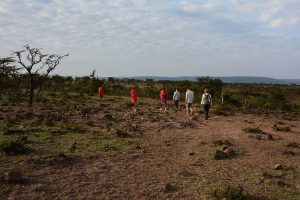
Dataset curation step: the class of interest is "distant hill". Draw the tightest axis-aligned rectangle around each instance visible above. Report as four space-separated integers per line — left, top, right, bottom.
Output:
123 76 300 85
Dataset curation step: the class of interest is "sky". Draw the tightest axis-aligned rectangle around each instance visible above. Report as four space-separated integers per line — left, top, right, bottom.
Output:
0 0 300 79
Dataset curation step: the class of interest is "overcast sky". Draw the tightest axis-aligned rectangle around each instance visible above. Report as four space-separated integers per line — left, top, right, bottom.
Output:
1 0 300 78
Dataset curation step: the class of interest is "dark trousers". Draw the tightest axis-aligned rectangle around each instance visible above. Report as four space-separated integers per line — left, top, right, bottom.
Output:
174 100 179 109
203 104 210 120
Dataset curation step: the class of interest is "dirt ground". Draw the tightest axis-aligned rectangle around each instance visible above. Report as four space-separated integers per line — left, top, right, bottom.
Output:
0 95 299 199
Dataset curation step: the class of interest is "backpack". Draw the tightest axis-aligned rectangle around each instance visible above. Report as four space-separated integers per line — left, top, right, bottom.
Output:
203 94 211 105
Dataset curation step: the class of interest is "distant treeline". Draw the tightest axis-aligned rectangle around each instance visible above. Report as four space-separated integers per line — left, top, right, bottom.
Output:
1 71 300 116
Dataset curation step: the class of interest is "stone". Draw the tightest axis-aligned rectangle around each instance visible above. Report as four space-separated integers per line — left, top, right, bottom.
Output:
224 147 235 157
214 150 228 160
4 129 26 135
286 142 299 148
1 171 24 184
277 180 286 187
282 151 295 156
164 183 177 193
179 169 193 177
103 114 114 121
255 134 262 140
17 135 28 142
212 139 232 146
274 164 283 170
266 134 273 140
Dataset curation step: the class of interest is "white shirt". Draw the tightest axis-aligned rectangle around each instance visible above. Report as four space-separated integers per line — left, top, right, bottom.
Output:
173 90 180 101
185 90 194 103
201 93 212 105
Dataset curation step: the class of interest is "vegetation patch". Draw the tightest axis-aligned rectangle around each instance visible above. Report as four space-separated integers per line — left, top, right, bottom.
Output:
209 186 256 200
273 124 292 132
213 104 234 116
242 127 264 134
0 140 29 155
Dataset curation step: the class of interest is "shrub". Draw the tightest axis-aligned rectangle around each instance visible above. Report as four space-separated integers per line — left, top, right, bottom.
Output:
209 186 250 200
213 104 234 116
0 141 29 155
223 94 242 107
243 127 264 134
273 124 292 132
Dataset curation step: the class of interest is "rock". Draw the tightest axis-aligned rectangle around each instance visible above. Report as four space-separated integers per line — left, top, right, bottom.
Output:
69 142 77 151
17 135 28 142
7 114 17 122
282 150 295 156
213 139 232 146
131 154 140 159
214 150 228 160
4 129 26 135
0 171 24 184
255 134 262 140
266 134 273 140
274 164 283 170
277 180 286 187
286 142 299 148
164 183 177 193
224 147 235 157
179 169 193 177
49 129 65 136
135 145 142 150
33 183 47 192
0 113 6 120
110 128 130 138
103 114 114 121
22 112 33 120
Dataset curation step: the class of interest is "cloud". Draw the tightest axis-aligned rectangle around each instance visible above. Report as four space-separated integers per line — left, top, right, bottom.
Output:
0 0 299 78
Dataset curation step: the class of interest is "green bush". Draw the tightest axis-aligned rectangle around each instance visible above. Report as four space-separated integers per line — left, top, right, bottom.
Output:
0 141 29 155
242 127 264 134
210 186 251 200
273 124 292 132
224 94 242 107
213 104 234 116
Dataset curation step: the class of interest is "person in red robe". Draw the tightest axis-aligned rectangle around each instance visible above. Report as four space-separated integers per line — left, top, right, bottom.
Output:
160 88 168 111
131 88 138 104
98 86 104 99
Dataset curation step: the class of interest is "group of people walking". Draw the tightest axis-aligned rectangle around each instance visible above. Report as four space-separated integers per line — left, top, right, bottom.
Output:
99 86 213 120
172 88 212 120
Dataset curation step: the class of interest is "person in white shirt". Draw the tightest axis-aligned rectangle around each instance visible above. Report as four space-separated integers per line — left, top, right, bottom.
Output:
185 88 194 115
173 88 180 110
201 88 212 120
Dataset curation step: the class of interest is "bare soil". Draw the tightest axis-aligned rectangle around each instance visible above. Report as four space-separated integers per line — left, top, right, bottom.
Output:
0 95 299 199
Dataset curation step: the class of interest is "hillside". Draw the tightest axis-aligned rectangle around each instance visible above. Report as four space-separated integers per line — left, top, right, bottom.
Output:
123 76 300 84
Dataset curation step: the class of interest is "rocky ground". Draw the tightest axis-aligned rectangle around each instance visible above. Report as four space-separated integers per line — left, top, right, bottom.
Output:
0 95 299 199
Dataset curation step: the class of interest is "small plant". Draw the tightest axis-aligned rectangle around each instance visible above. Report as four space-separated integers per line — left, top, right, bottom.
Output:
242 127 264 134
0 141 29 155
213 104 234 116
273 124 292 132
209 186 251 200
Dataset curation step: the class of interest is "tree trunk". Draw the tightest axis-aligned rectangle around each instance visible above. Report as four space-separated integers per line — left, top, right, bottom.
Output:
29 76 34 107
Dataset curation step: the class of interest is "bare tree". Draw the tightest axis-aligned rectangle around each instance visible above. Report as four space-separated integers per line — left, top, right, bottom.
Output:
13 45 68 107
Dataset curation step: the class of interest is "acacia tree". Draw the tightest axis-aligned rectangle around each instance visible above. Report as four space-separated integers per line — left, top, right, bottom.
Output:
0 57 21 100
13 45 68 107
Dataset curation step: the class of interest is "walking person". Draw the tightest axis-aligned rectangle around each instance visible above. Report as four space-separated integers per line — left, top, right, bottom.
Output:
173 88 180 111
201 88 212 120
185 88 194 115
160 88 168 111
131 88 138 105
98 86 104 99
